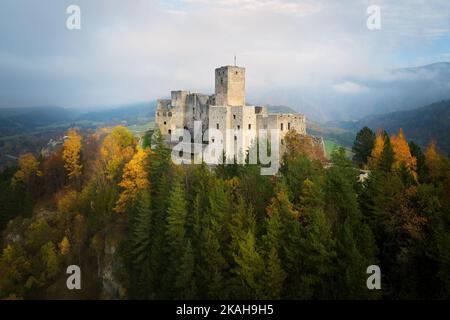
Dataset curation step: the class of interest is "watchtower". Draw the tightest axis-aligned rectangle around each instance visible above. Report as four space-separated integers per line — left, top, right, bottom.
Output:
214 66 246 106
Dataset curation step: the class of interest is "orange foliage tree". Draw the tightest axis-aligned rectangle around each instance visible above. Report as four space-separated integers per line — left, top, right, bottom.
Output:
390 128 417 178
368 130 385 168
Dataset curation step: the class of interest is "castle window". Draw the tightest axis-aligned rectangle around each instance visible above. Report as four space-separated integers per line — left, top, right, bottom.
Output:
233 115 236 120
179 151 183 157
281 123 284 131
234 136 237 141
164 121 167 125
168 112 172 117
212 138 215 143
216 123 219 129
248 124 251 130
237 125 240 130
288 122 291 130
235 71 238 75
168 129 172 135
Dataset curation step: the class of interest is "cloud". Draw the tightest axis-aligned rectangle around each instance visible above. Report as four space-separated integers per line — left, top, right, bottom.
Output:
332 81 369 94
180 0 322 16
0 0 449 111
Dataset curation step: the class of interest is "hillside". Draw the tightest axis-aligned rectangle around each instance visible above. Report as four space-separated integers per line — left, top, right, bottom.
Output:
353 100 450 154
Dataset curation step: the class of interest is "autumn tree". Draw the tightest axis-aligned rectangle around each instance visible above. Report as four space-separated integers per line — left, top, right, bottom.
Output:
0 244 31 299
425 141 450 182
115 146 150 213
390 128 417 179
368 130 385 169
100 126 135 182
63 129 83 187
59 236 71 256
11 153 41 193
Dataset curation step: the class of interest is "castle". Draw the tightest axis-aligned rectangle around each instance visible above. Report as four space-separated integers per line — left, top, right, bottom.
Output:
155 65 307 162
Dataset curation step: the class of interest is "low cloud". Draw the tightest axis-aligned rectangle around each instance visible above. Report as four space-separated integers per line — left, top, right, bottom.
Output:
333 81 369 94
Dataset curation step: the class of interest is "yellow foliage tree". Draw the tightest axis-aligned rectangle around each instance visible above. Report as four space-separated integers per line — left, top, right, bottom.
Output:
390 128 417 177
424 141 449 181
115 146 151 213
63 129 83 183
59 236 71 256
100 126 135 182
11 153 41 191
368 131 385 168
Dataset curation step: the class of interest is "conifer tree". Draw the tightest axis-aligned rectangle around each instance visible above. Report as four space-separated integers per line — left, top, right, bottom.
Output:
353 127 375 165
175 240 197 299
232 230 264 299
263 247 286 299
164 174 188 297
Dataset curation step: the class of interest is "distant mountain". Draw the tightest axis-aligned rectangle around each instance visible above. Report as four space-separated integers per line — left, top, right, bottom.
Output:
352 100 450 154
267 105 297 114
77 101 156 124
0 102 156 137
0 106 78 136
254 62 450 122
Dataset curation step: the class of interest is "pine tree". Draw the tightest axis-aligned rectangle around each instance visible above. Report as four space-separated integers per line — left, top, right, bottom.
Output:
263 247 286 299
232 230 264 299
409 141 426 181
353 127 375 165
379 135 395 173
164 174 188 297
175 240 197 299
326 149 379 299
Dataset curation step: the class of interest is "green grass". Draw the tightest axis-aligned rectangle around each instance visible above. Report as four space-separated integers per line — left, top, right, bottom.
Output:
324 139 353 159
127 122 154 136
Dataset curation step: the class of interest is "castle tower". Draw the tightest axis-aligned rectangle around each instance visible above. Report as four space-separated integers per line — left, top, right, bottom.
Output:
215 66 246 106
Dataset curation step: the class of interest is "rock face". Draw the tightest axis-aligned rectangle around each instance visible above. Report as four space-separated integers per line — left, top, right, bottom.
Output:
100 237 126 299
283 131 327 163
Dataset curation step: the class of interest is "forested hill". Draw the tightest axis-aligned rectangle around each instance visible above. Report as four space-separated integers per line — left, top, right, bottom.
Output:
0 102 157 137
353 100 450 154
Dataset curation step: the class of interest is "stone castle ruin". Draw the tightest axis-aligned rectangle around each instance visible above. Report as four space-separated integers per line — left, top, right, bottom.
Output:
155 65 321 163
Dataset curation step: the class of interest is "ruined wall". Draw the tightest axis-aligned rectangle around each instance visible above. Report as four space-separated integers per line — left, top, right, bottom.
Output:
155 99 174 135
185 93 211 138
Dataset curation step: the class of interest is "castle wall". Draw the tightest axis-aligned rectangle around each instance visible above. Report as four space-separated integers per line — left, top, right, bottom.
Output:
156 99 174 135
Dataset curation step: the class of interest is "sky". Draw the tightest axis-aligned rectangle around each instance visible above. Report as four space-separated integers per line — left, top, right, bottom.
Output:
0 0 449 113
